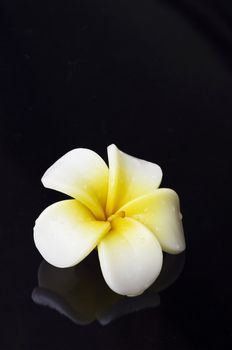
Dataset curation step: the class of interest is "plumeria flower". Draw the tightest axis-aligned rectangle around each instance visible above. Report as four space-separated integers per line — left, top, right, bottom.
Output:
34 144 185 296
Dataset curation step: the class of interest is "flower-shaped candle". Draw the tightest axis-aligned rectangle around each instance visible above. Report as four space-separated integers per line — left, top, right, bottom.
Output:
34 144 185 296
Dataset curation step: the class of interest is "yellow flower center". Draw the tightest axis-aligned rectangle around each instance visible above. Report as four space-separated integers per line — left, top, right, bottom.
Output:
107 211 125 223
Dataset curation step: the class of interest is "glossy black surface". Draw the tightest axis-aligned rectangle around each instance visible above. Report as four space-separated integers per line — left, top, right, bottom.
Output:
1 0 232 349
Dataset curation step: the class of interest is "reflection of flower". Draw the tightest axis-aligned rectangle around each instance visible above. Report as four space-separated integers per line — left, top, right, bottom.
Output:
32 252 185 326
34 144 185 296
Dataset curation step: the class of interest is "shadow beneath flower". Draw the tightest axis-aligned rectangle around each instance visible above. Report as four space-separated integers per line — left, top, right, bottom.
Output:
32 252 185 326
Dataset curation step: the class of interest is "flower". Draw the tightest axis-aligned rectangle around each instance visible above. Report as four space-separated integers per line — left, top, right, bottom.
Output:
34 144 185 296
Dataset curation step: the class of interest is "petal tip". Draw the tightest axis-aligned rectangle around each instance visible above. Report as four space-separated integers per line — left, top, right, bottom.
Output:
164 236 186 255
41 172 49 188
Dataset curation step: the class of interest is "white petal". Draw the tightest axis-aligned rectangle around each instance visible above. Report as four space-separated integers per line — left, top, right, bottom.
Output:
42 148 108 220
120 189 185 254
98 217 163 296
34 200 110 268
106 144 162 216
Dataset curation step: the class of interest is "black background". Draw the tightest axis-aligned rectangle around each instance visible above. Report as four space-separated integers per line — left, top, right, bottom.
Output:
0 0 232 349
